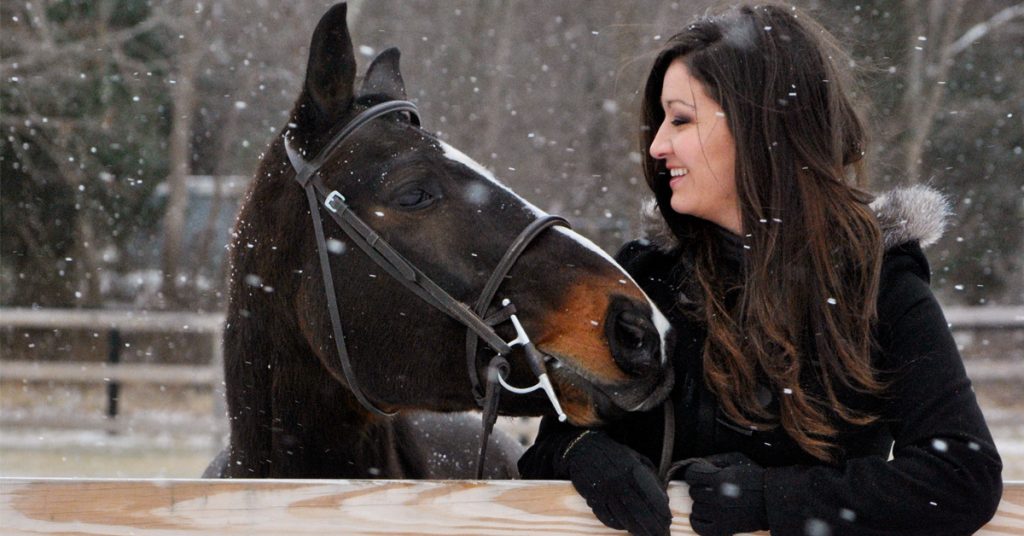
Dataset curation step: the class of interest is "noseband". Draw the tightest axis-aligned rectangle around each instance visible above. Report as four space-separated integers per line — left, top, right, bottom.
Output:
285 100 568 478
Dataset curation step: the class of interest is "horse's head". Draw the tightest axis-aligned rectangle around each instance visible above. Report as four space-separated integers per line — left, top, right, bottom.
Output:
252 3 673 426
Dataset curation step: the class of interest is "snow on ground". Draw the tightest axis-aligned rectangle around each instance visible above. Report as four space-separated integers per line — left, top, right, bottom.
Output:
1 382 1021 480
2 418 1022 480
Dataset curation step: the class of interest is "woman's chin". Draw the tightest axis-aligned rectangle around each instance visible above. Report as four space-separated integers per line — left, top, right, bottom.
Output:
668 196 695 217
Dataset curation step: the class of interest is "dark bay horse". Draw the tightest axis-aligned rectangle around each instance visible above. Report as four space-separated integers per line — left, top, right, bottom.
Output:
208 3 674 479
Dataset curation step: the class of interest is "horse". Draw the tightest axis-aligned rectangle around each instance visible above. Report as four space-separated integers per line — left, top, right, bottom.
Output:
206 2 674 480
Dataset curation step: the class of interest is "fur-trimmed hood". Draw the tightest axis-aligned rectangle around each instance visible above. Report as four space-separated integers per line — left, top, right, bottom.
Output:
640 184 951 252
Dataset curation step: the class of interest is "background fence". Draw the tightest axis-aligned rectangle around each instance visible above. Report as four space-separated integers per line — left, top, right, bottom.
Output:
1 306 1022 475
0 309 225 445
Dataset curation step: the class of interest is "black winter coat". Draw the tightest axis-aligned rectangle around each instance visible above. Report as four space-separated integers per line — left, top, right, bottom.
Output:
519 188 1003 535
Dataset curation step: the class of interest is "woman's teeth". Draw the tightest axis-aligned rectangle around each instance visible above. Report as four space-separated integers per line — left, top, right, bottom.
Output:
670 168 688 177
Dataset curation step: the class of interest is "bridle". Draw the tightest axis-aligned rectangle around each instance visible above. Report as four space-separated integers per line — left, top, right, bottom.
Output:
284 100 569 478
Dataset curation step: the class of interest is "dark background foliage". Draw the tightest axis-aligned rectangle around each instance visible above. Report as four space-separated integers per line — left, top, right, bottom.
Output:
2 0 1021 311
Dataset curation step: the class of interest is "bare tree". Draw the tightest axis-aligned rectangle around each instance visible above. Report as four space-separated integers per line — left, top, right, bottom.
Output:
898 0 968 184
3 0 1020 311
155 2 204 307
1 0 175 307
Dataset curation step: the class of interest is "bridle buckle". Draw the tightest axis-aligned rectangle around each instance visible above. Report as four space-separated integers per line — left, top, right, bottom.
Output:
324 190 347 213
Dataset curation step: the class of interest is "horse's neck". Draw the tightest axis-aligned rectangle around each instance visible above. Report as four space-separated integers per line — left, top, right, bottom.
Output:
222 311 418 478
266 362 428 479
222 215 430 479
271 410 427 479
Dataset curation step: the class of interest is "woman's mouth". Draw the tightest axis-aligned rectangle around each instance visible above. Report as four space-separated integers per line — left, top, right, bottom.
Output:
668 167 688 188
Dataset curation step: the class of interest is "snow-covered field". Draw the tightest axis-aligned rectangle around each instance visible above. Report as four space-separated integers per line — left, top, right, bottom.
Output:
2 425 1022 480
0 418 538 479
1 421 1022 480
1 383 1021 480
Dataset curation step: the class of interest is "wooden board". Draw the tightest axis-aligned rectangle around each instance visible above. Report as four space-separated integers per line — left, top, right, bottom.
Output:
985 483 1024 536
1 478 1021 535
0 478 702 535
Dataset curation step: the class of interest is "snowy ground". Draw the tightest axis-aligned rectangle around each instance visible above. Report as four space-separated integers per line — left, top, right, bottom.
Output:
1 383 1021 480
3 424 1021 480
0 418 537 479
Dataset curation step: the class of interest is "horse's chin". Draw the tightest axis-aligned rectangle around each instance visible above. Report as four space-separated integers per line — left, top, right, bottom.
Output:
544 351 674 423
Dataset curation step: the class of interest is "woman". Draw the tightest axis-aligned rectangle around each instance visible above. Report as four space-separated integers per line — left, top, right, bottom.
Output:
518 4 1003 536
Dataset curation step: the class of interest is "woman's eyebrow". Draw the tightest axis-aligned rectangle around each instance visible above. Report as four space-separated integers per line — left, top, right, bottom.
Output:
663 98 695 109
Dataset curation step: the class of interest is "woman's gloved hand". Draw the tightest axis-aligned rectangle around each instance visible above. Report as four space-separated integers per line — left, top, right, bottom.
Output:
562 430 672 536
682 452 768 536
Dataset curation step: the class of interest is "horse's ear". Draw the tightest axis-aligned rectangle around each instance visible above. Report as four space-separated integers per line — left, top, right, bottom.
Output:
295 3 356 131
359 47 407 101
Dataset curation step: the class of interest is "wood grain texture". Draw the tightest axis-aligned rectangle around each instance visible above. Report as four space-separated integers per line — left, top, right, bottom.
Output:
0 478 703 535
0 478 1020 535
981 482 1024 536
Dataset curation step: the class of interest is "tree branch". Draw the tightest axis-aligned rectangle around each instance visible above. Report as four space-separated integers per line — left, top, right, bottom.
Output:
947 3 1024 57
1 12 175 72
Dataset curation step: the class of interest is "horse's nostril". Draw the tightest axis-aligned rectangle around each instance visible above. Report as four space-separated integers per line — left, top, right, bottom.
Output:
606 297 660 377
616 311 648 349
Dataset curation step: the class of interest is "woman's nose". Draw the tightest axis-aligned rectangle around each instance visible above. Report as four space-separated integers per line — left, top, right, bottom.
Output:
649 124 670 160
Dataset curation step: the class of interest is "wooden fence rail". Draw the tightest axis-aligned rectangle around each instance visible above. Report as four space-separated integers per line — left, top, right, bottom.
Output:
0 361 220 385
0 309 224 333
0 478 1021 535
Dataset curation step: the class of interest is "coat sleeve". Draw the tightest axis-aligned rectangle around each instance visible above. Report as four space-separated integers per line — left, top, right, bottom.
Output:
762 258 1003 535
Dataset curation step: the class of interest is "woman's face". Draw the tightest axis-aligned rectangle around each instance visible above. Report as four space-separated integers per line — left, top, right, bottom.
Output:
649 59 740 234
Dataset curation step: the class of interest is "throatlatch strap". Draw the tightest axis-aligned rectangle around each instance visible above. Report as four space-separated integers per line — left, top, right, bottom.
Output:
304 185 394 417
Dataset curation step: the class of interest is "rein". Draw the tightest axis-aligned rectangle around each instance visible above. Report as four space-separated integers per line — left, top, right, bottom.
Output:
285 100 568 478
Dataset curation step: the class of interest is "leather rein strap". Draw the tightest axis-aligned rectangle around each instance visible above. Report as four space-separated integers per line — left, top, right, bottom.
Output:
286 101 570 476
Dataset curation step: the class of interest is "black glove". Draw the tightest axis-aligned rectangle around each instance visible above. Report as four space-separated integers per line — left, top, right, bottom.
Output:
562 430 672 536
682 452 768 536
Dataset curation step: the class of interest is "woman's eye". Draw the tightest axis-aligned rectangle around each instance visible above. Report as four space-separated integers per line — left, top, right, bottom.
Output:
670 116 692 126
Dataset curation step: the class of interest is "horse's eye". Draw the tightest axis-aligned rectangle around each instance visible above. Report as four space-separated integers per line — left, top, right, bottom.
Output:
392 187 437 210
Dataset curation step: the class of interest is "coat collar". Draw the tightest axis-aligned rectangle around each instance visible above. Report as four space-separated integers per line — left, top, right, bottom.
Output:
640 185 951 253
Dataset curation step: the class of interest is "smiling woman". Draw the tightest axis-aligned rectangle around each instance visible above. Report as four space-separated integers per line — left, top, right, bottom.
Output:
519 4 1004 536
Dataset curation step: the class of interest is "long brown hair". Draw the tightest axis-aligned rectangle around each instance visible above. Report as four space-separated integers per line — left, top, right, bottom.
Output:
640 4 884 461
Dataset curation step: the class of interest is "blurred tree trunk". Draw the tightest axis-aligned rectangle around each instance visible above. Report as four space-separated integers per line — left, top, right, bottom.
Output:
159 3 204 308
892 0 1024 186
898 0 966 184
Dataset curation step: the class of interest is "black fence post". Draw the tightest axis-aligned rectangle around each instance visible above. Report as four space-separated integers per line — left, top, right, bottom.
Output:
107 328 121 432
